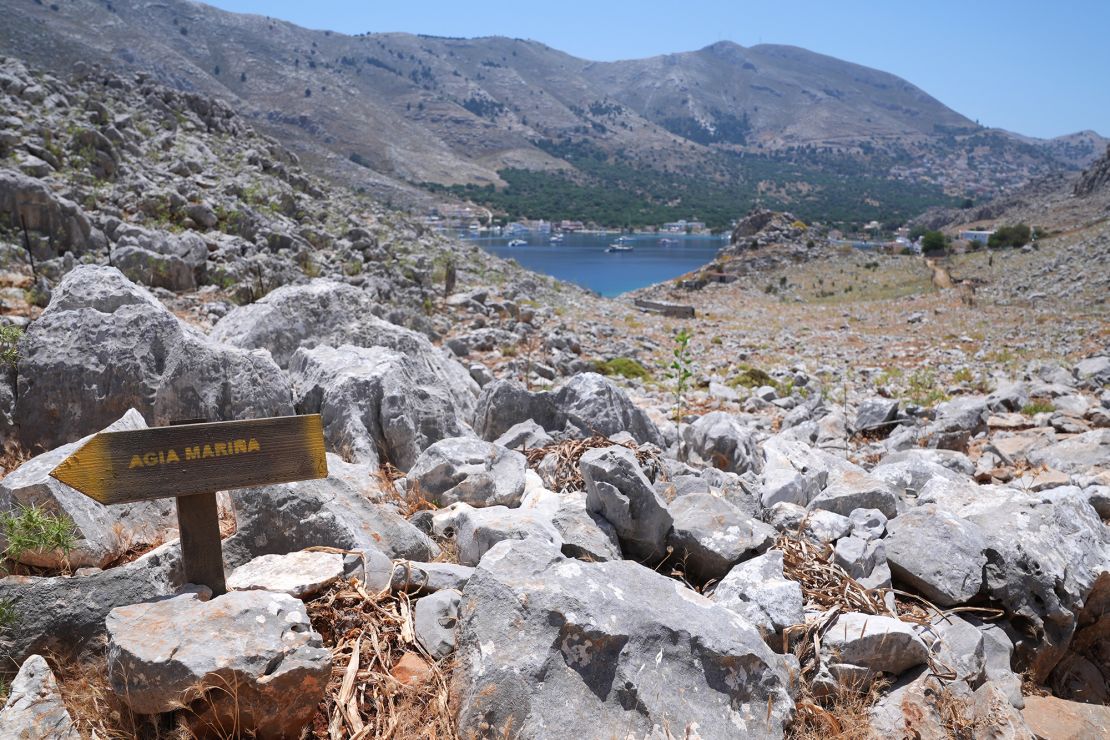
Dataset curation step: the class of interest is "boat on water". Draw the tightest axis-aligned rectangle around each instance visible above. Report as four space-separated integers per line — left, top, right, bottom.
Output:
549 233 564 243
659 238 678 246
507 239 527 247
606 243 634 253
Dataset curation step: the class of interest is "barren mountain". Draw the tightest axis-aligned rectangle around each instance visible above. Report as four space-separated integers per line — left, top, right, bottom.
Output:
1 0 1105 223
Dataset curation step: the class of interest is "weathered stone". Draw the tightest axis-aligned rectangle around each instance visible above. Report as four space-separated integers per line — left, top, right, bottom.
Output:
848 508 887 540
924 396 989 450
822 612 929 675
1027 428 1109 474
580 446 673 561
1021 696 1110 740
227 550 345 598
113 245 198 291
390 561 474 594
554 372 663 445
404 437 526 508
667 492 775 583
833 535 891 590
223 462 438 565
210 280 479 416
926 614 986 686
106 590 330 736
551 490 622 562
854 398 899 432
0 654 79 739
471 379 566 441
682 411 761 474
290 343 474 470
0 410 177 569
870 454 969 499
0 169 106 259
492 419 554 450
712 551 804 641
766 502 851 543
452 504 562 566
0 541 184 666
453 537 794 738
15 266 292 451
414 588 461 660
885 506 986 607
808 461 899 518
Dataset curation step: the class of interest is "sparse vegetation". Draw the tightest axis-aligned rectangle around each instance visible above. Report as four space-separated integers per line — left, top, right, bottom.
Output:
905 369 949 407
668 329 694 425
1022 399 1055 415
0 324 22 367
988 223 1032 248
0 503 78 565
594 356 651 380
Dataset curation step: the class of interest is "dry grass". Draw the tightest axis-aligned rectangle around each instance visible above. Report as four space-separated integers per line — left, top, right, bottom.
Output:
524 435 663 493
52 653 189 739
305 579 456 739
788 680 887 740
0 438 31 477
376 465 439 518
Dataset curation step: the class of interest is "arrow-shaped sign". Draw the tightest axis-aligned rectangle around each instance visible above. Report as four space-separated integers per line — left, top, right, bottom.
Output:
50 415 328 504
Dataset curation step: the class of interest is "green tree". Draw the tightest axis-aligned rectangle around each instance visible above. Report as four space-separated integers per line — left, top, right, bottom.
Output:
988 224 1031 248
921 230 947 253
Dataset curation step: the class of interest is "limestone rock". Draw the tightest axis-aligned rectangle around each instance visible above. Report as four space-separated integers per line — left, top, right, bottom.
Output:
885 506 987 607
453 504 562 566
414 588 461 660
404 438 526 508
712 551 804 641
453 537 794 738
682 411 761 474
227 550 345 598
290 343 474 470
0 410 177 569
551 490 622 561
822 612 929 675
15 266 292 451
0 654 79 739
667 492 775 583
223 462 438 564
580 446 673 561
106 590 330 736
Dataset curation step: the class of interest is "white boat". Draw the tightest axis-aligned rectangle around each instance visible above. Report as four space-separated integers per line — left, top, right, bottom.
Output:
606 243 634 253
659 238 678 247
507 239 527 247
549 234 564 243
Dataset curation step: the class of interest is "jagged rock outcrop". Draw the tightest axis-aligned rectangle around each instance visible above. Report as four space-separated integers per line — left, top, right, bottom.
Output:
14 266 292 450
1074 145 1110 197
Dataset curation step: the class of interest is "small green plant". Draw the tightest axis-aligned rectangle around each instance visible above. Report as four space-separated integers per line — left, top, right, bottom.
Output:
0 503 78 564
343 258 363 276
905 369 949 407
0 597 15 632
1021 400 1055 416
595 357 651 381
728 365 774 389
0 325 22 367
669 329 694 423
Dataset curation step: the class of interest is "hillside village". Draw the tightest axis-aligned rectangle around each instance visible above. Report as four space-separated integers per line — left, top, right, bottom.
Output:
0 20 1107 740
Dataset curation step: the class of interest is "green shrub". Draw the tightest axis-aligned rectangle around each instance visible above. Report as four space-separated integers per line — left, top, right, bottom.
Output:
595 357 651 380
1021 400 1055 416
728 365 774 389
0 325 21 367
0 503 78 564
921 230 947 253
0 597 14 631
988 224 1031 248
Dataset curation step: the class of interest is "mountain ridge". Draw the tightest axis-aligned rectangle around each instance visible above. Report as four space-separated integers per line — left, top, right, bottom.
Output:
1 0 1105 223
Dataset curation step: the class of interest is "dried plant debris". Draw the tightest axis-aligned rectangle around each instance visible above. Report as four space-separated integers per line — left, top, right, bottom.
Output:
306 579 456 739
524 435 663 493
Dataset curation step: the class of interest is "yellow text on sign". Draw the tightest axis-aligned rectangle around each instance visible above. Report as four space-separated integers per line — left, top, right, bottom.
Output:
128 437 262 469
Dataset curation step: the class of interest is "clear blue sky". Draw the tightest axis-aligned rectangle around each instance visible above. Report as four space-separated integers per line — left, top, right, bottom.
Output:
208 0 1108 139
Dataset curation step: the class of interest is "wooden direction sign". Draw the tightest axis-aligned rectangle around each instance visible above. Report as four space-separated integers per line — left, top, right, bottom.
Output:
50 415 328 595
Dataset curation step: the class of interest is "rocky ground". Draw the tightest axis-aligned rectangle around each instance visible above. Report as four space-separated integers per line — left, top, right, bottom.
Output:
0 56 1108 739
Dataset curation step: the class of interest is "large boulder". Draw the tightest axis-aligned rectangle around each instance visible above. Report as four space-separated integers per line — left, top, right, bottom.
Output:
761 436 830 508
0 168 106 259
0 541 184 666
0 654 79 739
580 446 673 561
223 458 438 564
0 410 177 569
15 266 292 451
472 374 663 445
712 551 804 642
289 344 474 470
949 488 1109 681
923 396 989 450
682 411 761 474
112 224 208 290
551 490 622 561
554 372 663 445
106 590 331 737
808 460 900 519
404 438 526 508
453 537 794 738
822 612 930 675
884 506 987 607
666 492 775 583
452 504 562 566
210 279 478 410
1027 429 1109 474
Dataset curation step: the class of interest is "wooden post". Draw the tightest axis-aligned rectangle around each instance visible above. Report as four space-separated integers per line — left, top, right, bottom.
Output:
171 418 226 595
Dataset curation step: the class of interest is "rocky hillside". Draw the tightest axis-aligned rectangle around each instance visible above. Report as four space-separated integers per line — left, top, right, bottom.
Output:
0 46 1108 740
1 0 1105 222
